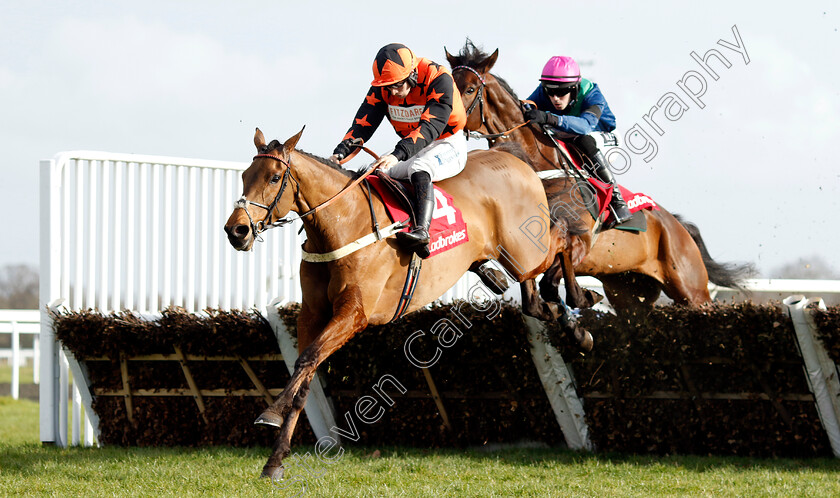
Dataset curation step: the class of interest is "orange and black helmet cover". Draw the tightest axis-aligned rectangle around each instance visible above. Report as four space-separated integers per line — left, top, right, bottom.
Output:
371 43 418 86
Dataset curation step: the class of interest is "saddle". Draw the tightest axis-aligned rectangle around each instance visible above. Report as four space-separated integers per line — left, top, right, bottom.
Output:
365 172 470 258
369 170 417 225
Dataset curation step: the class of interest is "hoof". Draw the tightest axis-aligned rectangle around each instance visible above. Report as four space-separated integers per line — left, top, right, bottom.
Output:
261 464 284 480
575 327 594 352
582 289 604 307
254 411 283 428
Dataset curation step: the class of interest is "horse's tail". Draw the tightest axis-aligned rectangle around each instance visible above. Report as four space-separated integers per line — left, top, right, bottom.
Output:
673 214 756 290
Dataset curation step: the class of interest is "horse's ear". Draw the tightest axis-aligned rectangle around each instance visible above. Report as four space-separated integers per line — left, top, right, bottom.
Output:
481 49 499 73
254 128 266 150
282 126 305 156
444 47 458 67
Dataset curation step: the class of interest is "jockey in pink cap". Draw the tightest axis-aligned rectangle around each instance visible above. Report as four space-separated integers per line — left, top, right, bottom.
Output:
525 56 632 225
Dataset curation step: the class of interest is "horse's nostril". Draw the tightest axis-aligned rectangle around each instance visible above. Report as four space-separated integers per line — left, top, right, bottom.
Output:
234 225 250 238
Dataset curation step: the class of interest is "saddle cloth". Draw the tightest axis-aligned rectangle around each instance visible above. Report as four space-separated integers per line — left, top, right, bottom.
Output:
545 139 660 229
365 175 469 258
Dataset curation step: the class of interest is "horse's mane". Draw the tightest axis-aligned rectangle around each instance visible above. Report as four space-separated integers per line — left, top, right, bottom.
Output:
493 74 519 101
450 39 519 101
261 139 361 179
448 38 486 70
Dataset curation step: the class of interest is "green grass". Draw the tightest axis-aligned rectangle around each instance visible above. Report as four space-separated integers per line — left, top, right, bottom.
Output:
2 397 839 497
0 364 36 384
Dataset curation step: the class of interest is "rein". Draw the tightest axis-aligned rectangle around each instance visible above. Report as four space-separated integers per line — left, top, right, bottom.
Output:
235 144 381 239
452 65 531 142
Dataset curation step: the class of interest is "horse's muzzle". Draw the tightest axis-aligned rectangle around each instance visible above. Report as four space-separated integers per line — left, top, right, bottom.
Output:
224 223 254 251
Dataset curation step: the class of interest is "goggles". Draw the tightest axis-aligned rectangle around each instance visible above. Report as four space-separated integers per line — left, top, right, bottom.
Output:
385 79 409 91
542 83 576 97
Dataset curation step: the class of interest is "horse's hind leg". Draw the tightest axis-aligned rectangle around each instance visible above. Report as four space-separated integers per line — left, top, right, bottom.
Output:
662 269 712 306
658 216 712 306
470 260 511 295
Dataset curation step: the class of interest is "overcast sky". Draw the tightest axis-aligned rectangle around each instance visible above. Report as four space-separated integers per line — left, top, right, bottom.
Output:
1 1 837 277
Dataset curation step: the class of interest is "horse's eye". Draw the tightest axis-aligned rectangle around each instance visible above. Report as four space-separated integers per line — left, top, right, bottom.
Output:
270 174 282 184
466 87 475 94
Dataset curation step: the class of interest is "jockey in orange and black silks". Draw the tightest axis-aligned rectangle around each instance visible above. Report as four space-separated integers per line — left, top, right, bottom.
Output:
332 44 467 166
330 43 468 258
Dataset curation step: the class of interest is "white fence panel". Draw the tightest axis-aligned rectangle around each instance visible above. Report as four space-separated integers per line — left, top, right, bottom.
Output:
40 151 309 315
38 151 308 447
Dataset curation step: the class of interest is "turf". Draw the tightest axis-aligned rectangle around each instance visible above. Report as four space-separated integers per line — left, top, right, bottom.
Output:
1 397 839 497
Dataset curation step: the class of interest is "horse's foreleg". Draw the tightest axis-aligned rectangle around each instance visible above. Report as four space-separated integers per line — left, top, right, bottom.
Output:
557 251 602 309
521 280 552 320
261 378 311 479
257 286 367 479
538 256 563 304
523 278 593 350
552 253 594 350
537 253 588 309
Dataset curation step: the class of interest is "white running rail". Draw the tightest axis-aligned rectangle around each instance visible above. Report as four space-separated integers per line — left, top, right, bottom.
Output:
0 309 40 399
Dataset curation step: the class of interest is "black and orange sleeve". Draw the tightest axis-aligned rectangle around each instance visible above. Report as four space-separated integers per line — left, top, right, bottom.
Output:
391 73 456 161
333 88 387 157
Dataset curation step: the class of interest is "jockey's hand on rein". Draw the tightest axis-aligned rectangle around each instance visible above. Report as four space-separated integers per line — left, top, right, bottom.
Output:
331 139 353 164
524 108 558 127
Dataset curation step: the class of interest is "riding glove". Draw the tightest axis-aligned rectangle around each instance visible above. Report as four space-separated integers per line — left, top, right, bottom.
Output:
524 108 559 127
332 139 353 160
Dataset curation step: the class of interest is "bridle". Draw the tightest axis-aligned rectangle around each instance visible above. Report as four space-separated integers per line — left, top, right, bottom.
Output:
451 65 486 129
234 145 381 241
452 65 531 142
234 153 299 240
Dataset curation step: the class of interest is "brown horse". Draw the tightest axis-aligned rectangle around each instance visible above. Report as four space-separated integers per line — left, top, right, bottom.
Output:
225 127 560 478
446 41 753 313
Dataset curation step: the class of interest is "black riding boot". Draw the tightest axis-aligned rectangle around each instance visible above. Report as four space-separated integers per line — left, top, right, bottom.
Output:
396 171 434 258
590 151 632 225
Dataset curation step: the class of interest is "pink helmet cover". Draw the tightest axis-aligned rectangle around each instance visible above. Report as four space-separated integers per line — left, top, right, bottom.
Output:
540 56 581 83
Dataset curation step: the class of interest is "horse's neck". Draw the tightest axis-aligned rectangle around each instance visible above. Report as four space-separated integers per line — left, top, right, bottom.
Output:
483 83 521 137
485 82 564 172
290 152 377 253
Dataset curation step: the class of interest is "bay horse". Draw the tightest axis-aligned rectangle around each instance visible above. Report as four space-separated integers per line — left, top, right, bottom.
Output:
225 127 561 478
446 41 753 313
